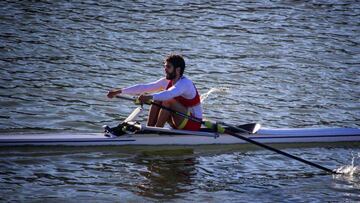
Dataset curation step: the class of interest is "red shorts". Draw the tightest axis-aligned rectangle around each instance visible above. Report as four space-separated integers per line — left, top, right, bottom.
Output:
181 119 202 131
175 112 201 131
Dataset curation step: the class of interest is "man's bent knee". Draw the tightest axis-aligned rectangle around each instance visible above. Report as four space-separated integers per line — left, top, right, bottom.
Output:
162 99 176 107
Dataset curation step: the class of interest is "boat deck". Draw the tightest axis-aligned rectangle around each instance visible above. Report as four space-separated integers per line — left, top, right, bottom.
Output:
0 127 359 147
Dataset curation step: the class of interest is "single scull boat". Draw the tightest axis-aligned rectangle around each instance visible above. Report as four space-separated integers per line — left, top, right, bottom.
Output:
0 126 359 147
2 97 359 174
1 102 360 147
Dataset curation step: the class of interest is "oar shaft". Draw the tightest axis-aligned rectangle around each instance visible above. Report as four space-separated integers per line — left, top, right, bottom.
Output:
224 130 335 173
115 95 336 174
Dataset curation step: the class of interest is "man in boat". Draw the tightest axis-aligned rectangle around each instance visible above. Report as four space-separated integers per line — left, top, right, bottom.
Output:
107 54 202 132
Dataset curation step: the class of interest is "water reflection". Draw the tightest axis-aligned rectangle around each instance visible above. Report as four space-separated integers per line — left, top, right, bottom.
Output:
133 149 197 199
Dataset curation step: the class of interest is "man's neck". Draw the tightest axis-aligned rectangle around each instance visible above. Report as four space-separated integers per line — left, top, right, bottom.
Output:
171 75 181 84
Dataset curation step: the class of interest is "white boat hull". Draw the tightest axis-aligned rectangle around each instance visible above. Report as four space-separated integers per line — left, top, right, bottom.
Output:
0 127 360 147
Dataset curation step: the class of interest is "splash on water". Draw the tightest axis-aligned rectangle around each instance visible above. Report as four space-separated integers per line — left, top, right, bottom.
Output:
200 87 229 103
334 152 360 176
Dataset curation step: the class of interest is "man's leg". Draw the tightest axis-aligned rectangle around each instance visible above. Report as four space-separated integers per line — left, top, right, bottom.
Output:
155 99 188 128
147 101 161 126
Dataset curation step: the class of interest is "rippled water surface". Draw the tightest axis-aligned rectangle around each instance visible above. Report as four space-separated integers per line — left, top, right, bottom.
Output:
1 147 360 202
1 0 360 202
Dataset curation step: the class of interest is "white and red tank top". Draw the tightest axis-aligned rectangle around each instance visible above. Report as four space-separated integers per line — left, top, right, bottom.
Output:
165 80 200 107
122 76 202 119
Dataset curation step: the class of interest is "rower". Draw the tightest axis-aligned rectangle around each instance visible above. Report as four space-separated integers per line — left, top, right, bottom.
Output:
107 54 203 131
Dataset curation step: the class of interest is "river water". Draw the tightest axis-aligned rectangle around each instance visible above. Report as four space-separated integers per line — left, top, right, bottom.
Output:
0 0 360 202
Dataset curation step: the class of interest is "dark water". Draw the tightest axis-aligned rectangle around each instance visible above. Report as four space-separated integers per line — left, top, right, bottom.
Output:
1 0 360 202
0 147 360 202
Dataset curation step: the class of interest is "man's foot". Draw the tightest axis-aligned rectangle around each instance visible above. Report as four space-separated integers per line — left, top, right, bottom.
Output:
103 124 127 137
103 122 140 137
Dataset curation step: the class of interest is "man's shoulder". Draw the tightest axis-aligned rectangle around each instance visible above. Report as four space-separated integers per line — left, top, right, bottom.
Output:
178 76 196 87
180 75 193 82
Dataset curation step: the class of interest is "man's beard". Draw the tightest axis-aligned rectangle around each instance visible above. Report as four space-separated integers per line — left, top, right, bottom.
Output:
166 70 176 80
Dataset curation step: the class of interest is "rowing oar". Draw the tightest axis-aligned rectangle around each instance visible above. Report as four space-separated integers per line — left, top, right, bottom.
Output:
115 95 337 174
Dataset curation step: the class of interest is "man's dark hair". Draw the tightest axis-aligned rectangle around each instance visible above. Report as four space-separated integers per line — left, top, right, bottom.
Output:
164 54 185 76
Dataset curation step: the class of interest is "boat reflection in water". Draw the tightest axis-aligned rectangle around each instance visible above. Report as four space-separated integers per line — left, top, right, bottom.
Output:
132 149 197 199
